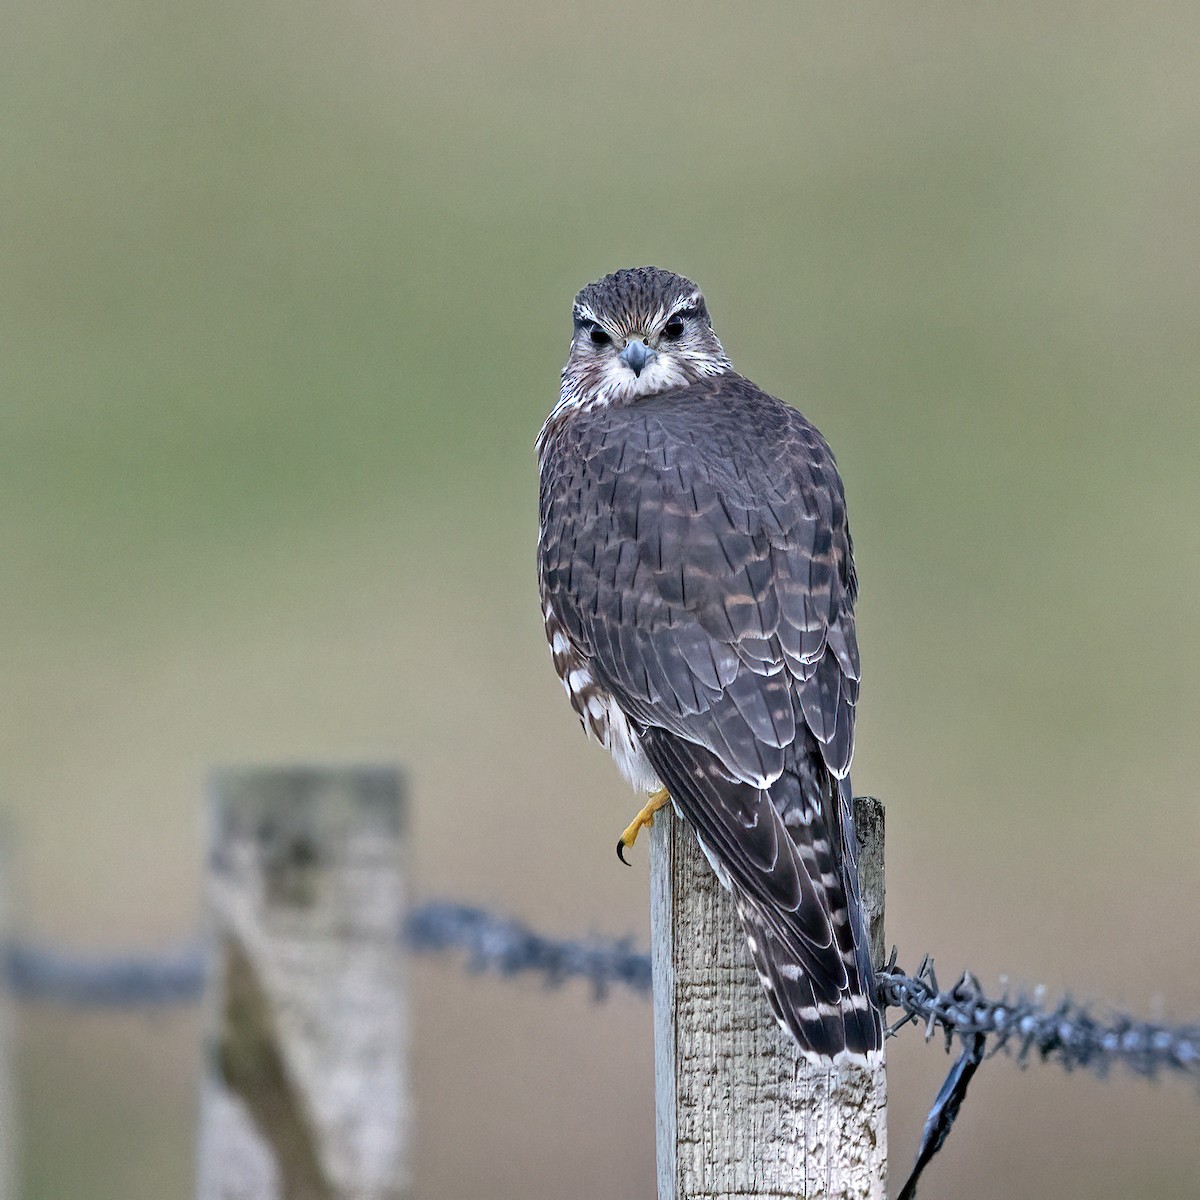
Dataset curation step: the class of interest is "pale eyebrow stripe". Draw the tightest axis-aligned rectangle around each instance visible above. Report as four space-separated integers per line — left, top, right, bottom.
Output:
667 291 703 318
573 303 601 325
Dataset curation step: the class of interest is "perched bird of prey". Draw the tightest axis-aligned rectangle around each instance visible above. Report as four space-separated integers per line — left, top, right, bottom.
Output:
536 267 881 1064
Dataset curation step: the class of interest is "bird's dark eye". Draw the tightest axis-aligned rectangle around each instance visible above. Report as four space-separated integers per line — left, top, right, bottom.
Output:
589 326 611 346
662 315 685 339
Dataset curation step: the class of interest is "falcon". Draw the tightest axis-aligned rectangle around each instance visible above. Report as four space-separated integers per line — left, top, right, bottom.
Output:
536 266 882 1064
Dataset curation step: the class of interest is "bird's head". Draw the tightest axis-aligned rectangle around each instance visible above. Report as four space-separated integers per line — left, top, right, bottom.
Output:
561 267 731 408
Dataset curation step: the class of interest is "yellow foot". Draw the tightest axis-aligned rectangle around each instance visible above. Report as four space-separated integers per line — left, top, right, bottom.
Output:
617 787 670 864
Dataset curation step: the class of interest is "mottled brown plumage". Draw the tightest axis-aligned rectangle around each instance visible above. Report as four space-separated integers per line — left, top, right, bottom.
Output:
537 268 881 1062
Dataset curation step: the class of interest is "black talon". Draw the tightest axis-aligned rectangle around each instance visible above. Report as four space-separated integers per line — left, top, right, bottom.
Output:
616 838 631 865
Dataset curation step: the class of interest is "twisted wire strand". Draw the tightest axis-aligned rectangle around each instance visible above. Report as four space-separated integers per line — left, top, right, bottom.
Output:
403 901 654 997
877 953 1200 1083
5 940 205 1006
4 903 1198 1087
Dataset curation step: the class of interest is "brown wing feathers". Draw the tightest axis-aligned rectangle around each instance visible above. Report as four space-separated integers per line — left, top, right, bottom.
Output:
538 374 882 1061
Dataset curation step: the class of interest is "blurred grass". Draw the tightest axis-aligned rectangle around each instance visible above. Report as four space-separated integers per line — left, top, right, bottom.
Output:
1 3 1199 1197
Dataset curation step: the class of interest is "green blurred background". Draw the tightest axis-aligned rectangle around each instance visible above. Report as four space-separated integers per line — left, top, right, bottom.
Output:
2 3 1198 1197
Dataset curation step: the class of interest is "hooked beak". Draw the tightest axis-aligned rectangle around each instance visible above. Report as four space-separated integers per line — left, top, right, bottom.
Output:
619 338 656 377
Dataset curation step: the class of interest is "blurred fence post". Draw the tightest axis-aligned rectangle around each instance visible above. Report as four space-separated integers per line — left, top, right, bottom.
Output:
197 766 410 1200
0 833 15 1200
650 796 887 1200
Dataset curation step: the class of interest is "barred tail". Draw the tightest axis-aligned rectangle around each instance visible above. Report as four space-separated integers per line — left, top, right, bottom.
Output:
644 727 882 1065
728 878 881 1065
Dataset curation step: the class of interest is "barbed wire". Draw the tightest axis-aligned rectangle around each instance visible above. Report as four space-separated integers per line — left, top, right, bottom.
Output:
4 901 1198 1088
5 940 205 1006
10 904 1194 1200
874 953 1200 1199
404 901 653 996
877 953 1200 1083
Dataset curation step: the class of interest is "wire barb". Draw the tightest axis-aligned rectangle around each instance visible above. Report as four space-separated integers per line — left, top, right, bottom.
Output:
403 901 653 998
3 911 1198 1089
876 957 1200 1083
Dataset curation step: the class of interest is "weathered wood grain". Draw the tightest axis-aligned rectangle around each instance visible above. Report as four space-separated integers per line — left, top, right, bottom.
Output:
197 766 410 1200
651 796 887 1200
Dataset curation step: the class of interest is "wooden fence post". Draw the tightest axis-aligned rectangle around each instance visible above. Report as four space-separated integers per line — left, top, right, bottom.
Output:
650 796 887 1200
197 766 410 1200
